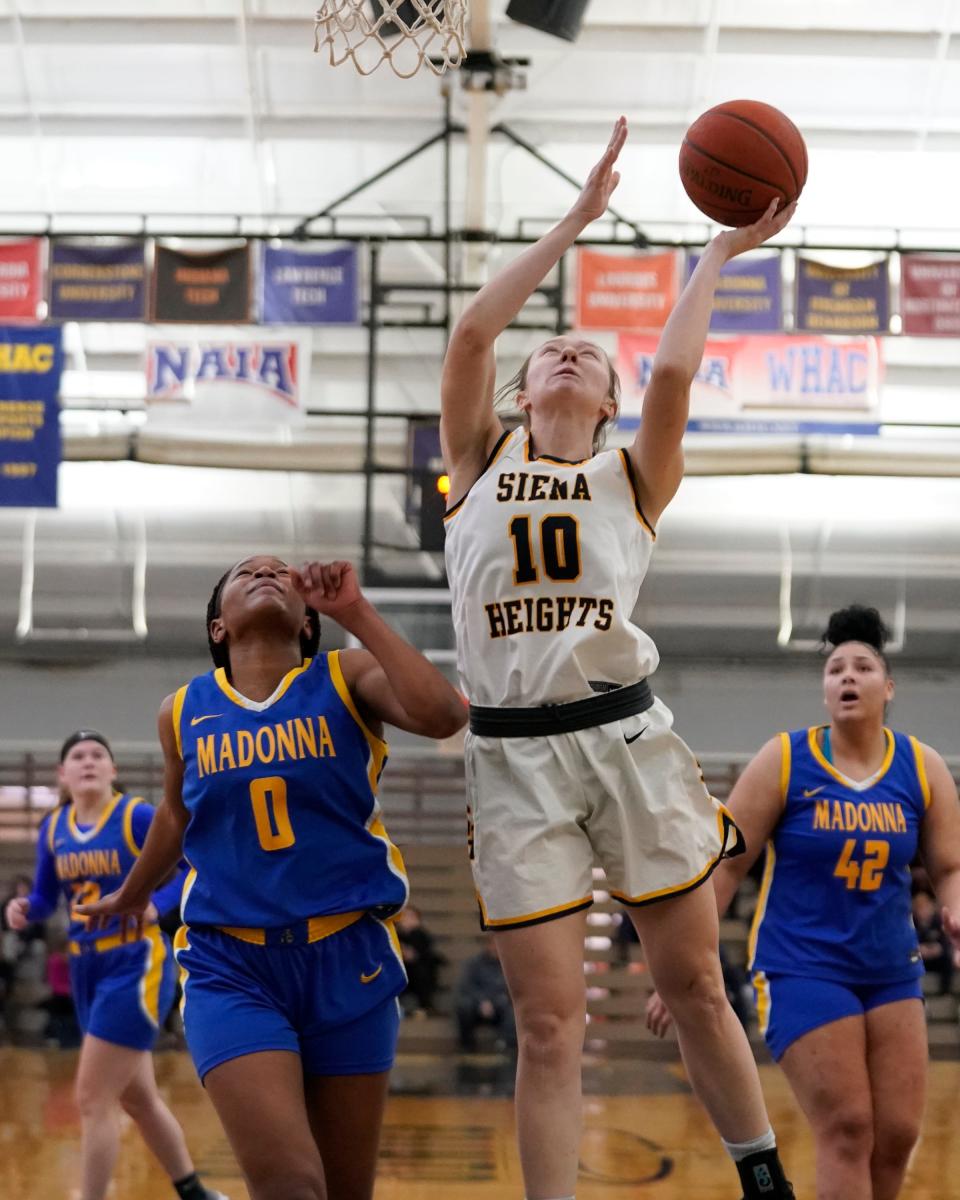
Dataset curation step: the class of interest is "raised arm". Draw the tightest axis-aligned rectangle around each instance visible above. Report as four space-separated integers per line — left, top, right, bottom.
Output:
76 693 190 932
440 117 628 501
628 199 797 526
917 744 960 962
292 560 467 740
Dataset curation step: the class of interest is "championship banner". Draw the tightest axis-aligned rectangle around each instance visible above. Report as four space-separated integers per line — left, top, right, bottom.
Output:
48 241 147 321
900 255 960 336
152 244 251 323
575 248 677 332
0 239 43 321
795 256 889 334
145 328 310 426
0 325 63 507
686 252 782 332
617 333 882 435
261 244 360 325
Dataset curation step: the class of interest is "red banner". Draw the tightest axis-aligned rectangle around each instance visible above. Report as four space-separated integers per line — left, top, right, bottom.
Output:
901 255 960 336
575 248 677 332
0 240 42 321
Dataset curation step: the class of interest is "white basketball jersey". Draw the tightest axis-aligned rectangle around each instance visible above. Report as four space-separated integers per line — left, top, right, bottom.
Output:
444 427 659 707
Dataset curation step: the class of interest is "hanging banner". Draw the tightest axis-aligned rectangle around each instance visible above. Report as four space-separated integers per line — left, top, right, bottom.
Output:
48 241 147 321
0 325 63 507
617 333 882 435
261 244 360 325
900 255 960 336
152 244 251 323
0 239 43 321
144 328 310 426
795 256 889 334
575 248 677 332
686 252 782 332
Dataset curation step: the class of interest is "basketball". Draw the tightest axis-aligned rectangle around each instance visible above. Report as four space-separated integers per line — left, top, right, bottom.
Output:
679 100 808 226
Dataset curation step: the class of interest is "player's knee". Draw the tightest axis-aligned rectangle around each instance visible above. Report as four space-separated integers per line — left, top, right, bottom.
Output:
246 1160 326 1200
873 1114 920 1168
119 1083 156 1121
657 964 727 1029
516 1004 584 1066
74 1078 113 1120
819 1106 874 1161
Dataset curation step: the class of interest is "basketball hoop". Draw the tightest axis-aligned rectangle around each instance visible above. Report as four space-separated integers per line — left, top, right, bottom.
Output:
315 1 468 79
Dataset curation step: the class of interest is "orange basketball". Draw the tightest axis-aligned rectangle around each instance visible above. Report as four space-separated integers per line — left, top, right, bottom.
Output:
679 100 807 227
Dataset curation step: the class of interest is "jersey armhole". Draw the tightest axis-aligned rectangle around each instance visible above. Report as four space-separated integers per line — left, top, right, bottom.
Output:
122 797 147 857
617 449 657 538
909 735 932 811
171 684 188 760
777 731 791 805
45 806 62 853
443 427 513 523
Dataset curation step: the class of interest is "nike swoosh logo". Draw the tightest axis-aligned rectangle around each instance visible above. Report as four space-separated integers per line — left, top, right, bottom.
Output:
360 964 383 984
190 714 224 726
624 726 649 745
803 786 827 798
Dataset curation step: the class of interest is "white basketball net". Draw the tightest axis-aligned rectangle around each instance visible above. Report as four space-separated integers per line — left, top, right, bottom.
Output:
315 1 468 79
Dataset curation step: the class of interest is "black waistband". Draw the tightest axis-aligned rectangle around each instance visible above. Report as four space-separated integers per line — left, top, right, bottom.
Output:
469 679 654 738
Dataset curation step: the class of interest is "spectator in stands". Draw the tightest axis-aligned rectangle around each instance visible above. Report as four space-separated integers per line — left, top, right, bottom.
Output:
913 888 954 996
454 940 515 1053
397 905 445 1016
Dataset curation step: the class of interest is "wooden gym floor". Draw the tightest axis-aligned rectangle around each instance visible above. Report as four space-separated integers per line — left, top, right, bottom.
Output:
3 1046 960 1198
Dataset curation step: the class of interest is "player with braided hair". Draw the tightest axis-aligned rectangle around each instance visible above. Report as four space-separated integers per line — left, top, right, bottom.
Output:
648 603 960 1200
79 555 466 1200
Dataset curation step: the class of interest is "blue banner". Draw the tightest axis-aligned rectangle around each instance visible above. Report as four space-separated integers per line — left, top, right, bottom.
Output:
686 251 782 332
261 244 360 325
795 256 889 334
0 326 63 507
49 241 147 320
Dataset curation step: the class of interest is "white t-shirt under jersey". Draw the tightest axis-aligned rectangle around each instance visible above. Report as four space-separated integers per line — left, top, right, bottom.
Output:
443 427 659 708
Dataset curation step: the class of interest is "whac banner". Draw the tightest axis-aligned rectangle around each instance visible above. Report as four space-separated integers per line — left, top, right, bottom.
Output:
900 255 960 336
0 325 63 507
576 248 677 331
49 241 147 321
686 252 782 332
795 256 889 334
152 244 251 323
0 239 43 321
261 244 360 325
617 333 882 435
145 329 309 426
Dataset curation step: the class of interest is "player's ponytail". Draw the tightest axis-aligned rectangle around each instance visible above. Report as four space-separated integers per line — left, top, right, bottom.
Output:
205 565 320 676
822 604 891 668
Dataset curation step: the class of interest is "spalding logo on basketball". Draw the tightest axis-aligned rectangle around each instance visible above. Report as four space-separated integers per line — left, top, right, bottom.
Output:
679 100 808 227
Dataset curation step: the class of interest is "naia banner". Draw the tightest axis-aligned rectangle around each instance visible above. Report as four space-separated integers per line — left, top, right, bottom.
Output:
152 244 251 323
617 333 882 435
686 252 782 332
576 248 677 332
48 241 147 321
144 329 310 425
0 239 43 321
900 255 960 336
261 244 360 325
795 257 889 334
0 325 63 507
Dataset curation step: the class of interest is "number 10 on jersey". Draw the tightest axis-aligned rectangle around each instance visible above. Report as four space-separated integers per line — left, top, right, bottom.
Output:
510 514 582 585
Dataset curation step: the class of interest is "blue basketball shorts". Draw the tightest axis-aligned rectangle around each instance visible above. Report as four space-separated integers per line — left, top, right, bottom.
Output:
753 970 924 1061
173 913 406 1081
69 926 176 1052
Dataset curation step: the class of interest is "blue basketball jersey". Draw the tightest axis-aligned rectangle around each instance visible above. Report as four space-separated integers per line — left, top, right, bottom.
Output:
41 793 147 945
175 652 409 931
749 726 927 985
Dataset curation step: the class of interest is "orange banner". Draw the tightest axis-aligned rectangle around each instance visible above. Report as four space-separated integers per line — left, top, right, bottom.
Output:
575 248 678 332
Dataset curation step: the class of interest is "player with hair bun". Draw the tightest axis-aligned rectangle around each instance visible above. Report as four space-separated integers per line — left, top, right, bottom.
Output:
648 603 960 1200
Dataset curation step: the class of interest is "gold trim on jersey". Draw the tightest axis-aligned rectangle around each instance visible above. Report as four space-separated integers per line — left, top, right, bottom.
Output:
139 926 167 1026
172 924 190 1019
172 684 188 760
617 449 657 538
122 797 144 858
909 735 931 810
807 725 895 791
610 805 740 907
213 658 313 711
778 731 791 803
443 427 514 523
747 842 777 968
753 970 771 1036
219 909 364 946
68 923 161 956
46 806 63 853
477 891 594 930
67 791 124 843
328 649 389 793
524 431 591 467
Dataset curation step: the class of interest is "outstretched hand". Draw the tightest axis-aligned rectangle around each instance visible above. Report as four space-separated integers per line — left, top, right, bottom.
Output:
75 890 154 939
569 116 628 225
291 560 365 620
645 990 675 1038
713 197 797 262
